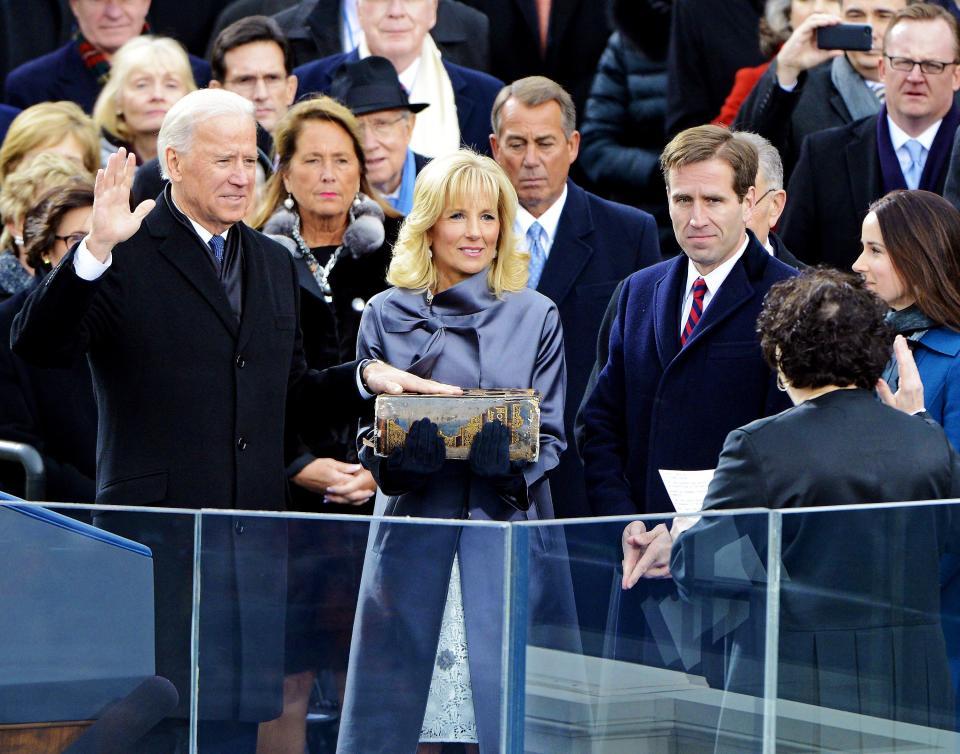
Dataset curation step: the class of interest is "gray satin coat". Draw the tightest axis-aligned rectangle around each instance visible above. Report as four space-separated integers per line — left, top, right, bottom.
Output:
337 270 578 753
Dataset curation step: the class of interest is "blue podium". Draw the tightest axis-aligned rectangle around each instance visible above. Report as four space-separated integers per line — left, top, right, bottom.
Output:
0 502 155 724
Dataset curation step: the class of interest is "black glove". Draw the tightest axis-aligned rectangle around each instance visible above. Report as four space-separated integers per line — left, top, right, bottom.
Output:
469 420 529 510
380 418 446 493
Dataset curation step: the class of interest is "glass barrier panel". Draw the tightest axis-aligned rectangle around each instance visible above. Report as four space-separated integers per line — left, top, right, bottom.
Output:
513 509 777 754
1 501 195 753
197 511 512 754
773 501 960 754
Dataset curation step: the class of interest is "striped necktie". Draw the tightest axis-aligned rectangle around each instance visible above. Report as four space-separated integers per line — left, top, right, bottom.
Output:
681 277 707 346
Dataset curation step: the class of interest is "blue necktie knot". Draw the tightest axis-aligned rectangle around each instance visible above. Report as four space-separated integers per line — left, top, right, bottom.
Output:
208 234 225 263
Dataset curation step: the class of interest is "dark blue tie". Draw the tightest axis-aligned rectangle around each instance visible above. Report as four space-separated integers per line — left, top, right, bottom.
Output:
208 234 225 263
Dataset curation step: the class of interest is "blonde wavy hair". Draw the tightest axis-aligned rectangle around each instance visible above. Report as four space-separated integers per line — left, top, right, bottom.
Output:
388 150 527 296
93 35 196 145
0 152 94 251
0 101 99 185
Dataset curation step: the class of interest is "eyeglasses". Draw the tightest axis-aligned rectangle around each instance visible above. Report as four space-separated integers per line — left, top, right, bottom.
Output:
54 232 87 247
885 55 959 75
755 187 778 204
224 73 288 94
357 114 408 139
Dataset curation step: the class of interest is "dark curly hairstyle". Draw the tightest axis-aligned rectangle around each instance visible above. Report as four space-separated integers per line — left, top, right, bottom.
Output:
22 182 94 271
757 268 893 390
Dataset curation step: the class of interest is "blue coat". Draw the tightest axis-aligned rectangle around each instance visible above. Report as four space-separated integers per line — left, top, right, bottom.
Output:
294 50 503 156
914 325 960 725
915 326 960 452
538 179 661 519
580 232 797 516
4 40 211 114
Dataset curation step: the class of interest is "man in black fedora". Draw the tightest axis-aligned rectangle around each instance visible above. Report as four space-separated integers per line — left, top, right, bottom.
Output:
331 55 430 215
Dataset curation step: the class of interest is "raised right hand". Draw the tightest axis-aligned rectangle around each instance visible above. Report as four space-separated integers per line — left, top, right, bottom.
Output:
86 147 155 262
775 13 844 88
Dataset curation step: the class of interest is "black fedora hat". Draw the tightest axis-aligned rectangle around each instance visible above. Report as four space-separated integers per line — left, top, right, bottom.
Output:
331 56 429 116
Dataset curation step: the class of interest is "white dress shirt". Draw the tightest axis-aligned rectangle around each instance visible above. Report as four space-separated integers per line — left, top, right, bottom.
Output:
513 185 568 258
887 115 941 180
678 234 750 337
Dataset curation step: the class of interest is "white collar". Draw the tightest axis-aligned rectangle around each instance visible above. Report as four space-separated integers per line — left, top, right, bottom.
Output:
887 115 941 152
514 184 568 245
684 234 750 296
171 192 229 244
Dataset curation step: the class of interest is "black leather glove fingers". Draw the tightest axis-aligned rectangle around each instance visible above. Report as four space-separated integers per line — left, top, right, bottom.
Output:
469 419 512 478
381 418 446 493
469 420 529 509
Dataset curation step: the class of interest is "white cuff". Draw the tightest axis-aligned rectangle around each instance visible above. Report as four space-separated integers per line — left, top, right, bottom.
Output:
778 79 798 93
356 363 374 400
72 239 112 280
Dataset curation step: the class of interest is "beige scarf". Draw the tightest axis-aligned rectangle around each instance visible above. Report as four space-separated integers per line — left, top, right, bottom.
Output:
360 34 460 158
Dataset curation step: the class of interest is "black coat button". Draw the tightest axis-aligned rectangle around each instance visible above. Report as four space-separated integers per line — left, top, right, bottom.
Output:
237 437 248 450
236 355 246 368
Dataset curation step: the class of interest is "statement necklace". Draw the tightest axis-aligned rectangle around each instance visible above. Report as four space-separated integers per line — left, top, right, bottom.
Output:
291 212 342 305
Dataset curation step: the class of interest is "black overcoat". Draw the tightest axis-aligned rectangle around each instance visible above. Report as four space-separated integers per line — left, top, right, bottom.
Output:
11 196 364 721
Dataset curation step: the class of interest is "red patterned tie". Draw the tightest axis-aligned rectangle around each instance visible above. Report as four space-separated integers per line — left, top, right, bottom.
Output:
680 277 707 346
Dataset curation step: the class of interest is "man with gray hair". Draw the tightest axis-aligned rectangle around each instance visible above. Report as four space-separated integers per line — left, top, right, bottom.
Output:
732 130 804 269
490 75 661 519
12 88 455 753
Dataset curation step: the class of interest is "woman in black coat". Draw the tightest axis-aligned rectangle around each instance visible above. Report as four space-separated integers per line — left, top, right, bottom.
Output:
254 96 401 752
652 270 960 747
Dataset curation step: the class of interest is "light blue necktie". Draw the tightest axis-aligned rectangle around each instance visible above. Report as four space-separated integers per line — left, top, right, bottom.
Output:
902 139 925 190
208 234 225 264
526 221 547 289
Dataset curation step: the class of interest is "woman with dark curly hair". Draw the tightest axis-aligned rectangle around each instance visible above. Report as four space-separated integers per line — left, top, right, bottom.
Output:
664 268 960 744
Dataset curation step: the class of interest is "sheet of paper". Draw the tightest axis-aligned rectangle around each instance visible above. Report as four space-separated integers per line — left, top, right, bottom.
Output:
658 468 715 514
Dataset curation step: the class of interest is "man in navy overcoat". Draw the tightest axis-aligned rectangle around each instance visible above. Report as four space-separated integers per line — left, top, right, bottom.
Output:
580 124 797 519
292 0 502 155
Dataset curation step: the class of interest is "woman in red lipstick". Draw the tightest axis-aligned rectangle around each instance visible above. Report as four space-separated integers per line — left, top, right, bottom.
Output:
252 95 402 754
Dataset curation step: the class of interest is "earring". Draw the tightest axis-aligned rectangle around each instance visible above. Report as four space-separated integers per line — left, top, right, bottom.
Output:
427 246 433 259
283 194 295 211
776 372 789 392
353 192 363 208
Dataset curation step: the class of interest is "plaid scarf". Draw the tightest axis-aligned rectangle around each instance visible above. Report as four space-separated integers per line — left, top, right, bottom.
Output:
74 23 150 86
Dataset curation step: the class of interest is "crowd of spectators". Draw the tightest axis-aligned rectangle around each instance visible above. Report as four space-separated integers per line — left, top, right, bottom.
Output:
7 1 960 752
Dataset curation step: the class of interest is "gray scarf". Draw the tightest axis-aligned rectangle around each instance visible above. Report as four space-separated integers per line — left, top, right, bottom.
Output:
880 305 937 391
831 55 882 122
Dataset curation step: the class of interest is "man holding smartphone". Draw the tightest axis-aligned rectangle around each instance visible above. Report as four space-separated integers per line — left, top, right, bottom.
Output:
735 0 913 177
780 3 960 267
